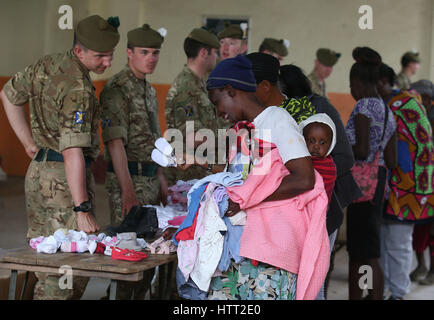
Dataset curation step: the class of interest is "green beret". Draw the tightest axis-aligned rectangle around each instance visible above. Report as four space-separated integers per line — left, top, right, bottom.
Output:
217 24 247 40
188 28 220 49
316 48 341 67
127 24 165 48
260 38 289 57
402 51 421 63
75 15 120 52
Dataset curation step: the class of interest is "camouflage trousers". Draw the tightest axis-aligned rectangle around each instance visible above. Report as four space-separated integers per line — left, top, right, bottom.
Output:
105 172 160 299
25 159 96 300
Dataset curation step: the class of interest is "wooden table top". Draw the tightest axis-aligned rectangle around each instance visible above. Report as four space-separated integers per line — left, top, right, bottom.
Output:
0 247 177 275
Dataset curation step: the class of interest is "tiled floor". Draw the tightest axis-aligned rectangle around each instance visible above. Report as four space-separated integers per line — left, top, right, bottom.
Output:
1 176 433 300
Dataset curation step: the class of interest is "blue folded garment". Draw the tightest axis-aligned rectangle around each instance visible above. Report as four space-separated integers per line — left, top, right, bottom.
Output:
213 186 245 272
172 183 207 246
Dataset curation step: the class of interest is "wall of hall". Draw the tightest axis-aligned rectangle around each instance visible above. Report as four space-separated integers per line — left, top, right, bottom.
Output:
0 0 433 176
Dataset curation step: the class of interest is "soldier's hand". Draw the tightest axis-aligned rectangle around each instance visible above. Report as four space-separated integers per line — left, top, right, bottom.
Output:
25 144 39 159
176 152 190 171
177 162 192 171
121 189 139 217
77 212 100 233
158 175 169 207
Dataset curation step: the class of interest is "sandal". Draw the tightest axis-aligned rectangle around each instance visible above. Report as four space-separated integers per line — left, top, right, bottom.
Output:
111 247 147 261
123 248 148 259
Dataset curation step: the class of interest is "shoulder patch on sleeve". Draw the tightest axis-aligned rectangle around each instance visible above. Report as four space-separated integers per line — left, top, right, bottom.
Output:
183 105 194 117
75 111 85 124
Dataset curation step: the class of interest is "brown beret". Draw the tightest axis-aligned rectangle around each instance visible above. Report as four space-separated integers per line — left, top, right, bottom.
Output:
260 38 289 57
75 15 120 52
127 24 165 48
316 48 341 67
188 28 220 49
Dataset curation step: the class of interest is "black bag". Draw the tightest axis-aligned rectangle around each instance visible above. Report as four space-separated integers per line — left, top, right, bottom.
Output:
106 206 159 239
136 207 159 239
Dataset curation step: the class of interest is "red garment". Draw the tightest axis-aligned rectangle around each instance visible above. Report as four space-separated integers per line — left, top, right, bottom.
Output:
175 204 200 242
311 155 337 203
168 216 186 226
227 120 276 164
412 223 434 256
174 184 210 242
95 242 106 254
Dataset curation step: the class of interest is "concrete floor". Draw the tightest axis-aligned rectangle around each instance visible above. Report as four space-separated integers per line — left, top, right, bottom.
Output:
1 176 433 300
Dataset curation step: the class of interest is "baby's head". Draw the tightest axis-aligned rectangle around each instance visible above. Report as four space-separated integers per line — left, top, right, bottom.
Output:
299 114 336 158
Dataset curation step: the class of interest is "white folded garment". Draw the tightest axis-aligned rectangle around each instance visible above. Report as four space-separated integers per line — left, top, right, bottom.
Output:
228 210 247 226
36 236 60 254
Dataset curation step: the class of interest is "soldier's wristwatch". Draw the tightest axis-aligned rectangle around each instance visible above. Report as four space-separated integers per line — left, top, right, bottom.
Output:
73 200 92 213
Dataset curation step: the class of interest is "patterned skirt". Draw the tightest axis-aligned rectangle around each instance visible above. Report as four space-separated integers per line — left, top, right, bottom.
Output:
208 259 297 300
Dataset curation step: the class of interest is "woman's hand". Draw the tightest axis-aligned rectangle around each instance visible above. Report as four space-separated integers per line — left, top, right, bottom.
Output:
226 198 241 217
162 227 178 240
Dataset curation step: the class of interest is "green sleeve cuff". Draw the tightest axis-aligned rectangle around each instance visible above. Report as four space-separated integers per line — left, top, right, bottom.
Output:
102 125 127 144
59 133 92 151
2 79 28 106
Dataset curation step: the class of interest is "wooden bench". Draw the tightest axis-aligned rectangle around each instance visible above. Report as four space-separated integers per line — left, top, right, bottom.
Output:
0 247 177 300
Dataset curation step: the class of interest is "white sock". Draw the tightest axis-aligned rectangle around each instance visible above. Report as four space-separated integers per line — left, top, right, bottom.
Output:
104 246 112 256
37 236 60 254
88 240 97 254
155 137 173 156
152 149 177 167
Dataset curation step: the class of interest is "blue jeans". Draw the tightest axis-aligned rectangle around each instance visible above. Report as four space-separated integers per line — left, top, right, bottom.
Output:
380 220 414 298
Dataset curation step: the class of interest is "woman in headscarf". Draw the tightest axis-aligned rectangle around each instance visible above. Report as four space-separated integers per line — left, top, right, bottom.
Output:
377 65 434 298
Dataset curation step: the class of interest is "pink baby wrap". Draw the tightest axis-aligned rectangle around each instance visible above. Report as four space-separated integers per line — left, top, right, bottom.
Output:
226 148 330 300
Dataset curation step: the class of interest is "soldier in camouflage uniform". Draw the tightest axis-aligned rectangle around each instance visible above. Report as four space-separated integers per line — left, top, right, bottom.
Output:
0 15 120 300
165 28 228 185
100 24 167 300
308 48 341 97
396 51 421 90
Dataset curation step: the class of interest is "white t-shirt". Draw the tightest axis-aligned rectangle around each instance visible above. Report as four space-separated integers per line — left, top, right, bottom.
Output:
252 106 310 163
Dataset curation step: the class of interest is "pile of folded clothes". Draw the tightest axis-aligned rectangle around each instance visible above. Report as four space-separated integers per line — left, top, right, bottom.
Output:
29 229 149 261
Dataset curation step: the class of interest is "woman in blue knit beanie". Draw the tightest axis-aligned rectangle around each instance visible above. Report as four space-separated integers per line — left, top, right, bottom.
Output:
197 55 319 300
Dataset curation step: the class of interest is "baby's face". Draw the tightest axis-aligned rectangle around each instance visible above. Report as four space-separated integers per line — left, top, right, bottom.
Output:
303 123 332 158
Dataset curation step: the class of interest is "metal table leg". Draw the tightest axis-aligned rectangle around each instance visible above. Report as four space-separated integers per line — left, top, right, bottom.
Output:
109 279 118 300
8 270 17 300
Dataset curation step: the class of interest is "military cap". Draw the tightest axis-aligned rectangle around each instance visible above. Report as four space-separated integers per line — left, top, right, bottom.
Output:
316 48 341 67
260 38 290 57
217 23 248 40
127 24 166 48
75 15 120 52
188 28 220 49
402 51 421 64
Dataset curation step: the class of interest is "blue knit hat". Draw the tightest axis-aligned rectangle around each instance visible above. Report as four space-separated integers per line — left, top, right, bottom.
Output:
206 54 257 92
